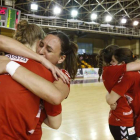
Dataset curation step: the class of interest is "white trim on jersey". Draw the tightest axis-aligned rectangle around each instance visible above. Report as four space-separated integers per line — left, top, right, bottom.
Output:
28 129 35 134
6 54 29 63
36 107 41 118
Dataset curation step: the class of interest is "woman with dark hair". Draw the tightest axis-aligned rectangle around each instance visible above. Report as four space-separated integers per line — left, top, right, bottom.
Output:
97 45 140 140
39 31 78 80
0 20 78 139
106 48 140 139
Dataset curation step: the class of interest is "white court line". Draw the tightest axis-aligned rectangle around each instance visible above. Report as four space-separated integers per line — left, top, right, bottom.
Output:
42 126 79 140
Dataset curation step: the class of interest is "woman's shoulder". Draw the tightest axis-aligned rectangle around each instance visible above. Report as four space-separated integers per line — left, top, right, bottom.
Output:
103 64 126 79
104 64 126 70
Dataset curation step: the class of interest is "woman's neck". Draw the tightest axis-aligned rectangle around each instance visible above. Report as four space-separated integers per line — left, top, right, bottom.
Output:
24 44 32 50
31 40 38 52
25 40 38 52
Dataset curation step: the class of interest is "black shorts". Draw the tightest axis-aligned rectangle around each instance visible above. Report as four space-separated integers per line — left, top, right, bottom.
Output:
109 125 137 140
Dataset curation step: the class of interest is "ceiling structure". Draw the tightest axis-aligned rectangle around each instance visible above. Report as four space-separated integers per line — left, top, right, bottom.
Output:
1 0 140 38
12 0 140 27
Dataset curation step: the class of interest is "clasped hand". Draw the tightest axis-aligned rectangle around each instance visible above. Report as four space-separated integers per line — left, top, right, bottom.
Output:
110 102 117 110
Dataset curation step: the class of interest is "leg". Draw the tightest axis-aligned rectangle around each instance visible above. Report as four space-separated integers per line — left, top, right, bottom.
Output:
109 125 137 140
109 125 121 140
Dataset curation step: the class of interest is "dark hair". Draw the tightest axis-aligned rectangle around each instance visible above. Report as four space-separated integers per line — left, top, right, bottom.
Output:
0 52 5 55
14 20 45 47
48 31 78 79
113 48 137 64
97 44 119 82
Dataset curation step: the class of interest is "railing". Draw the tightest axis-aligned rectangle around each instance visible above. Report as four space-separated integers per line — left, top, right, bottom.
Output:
21 14 140 38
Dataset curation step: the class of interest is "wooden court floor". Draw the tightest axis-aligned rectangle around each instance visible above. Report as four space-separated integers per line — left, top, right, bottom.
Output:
41 81 114 140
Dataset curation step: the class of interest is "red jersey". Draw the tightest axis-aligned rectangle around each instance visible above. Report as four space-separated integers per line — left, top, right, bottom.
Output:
103 65 133 126
112 71 140 136
30 69 70 140
0 54 55 140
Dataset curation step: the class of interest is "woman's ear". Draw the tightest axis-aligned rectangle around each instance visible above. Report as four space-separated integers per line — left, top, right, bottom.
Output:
58 55 66 64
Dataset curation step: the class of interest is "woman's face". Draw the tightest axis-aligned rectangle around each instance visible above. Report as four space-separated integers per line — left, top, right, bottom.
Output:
110 55 119 65
36 34 64 65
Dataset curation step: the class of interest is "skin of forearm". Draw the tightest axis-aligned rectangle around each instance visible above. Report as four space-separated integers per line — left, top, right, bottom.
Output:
106 93 112 105
0 35 42 63
106 91 121 105
12 66 63 105
126 60 140 71
53 79 69 99
43 114 62 129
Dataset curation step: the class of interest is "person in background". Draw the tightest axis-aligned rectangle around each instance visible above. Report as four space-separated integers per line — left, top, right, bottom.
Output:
97 45 140 140
106 48 140 139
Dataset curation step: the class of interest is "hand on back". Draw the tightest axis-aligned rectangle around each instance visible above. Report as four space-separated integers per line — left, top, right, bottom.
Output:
110 102 117 110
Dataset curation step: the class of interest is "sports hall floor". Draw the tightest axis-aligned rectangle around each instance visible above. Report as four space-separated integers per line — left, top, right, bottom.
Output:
41 78 114 140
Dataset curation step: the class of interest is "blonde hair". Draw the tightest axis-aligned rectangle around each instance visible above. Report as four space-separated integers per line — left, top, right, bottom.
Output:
14 20 45 47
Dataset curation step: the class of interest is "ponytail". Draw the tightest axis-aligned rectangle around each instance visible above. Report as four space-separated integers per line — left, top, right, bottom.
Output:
63 41 78 79
97 45 119 82
14 20 28 44
14 20 45 47
97 50 104 82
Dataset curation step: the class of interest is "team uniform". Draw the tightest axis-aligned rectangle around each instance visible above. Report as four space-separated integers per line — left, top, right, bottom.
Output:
0 54 55 140
112 71 140 138
102 65 136 140
30 69 70 140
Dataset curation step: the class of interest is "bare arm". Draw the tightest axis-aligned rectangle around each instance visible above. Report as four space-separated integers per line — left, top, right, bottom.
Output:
53 79 69 99
0 58 70 105
42 77 69 129
44 114 62 129
126 60 140 71
0 36 69 83
106 91 121 105
12 66 69 105
0 35 42 62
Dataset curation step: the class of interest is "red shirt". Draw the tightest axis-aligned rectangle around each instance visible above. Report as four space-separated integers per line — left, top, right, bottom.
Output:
30 69 70 140
112 71 140 135
103 65 133 126
0 54 55 140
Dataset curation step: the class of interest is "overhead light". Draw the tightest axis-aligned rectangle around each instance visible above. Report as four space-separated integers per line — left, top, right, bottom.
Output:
105 15 112 22
71 9 78 18
5 0 13 6
133 21 139 26
53 6 61 16
91 13 97 20
121 18 127 24
31 3 38 11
